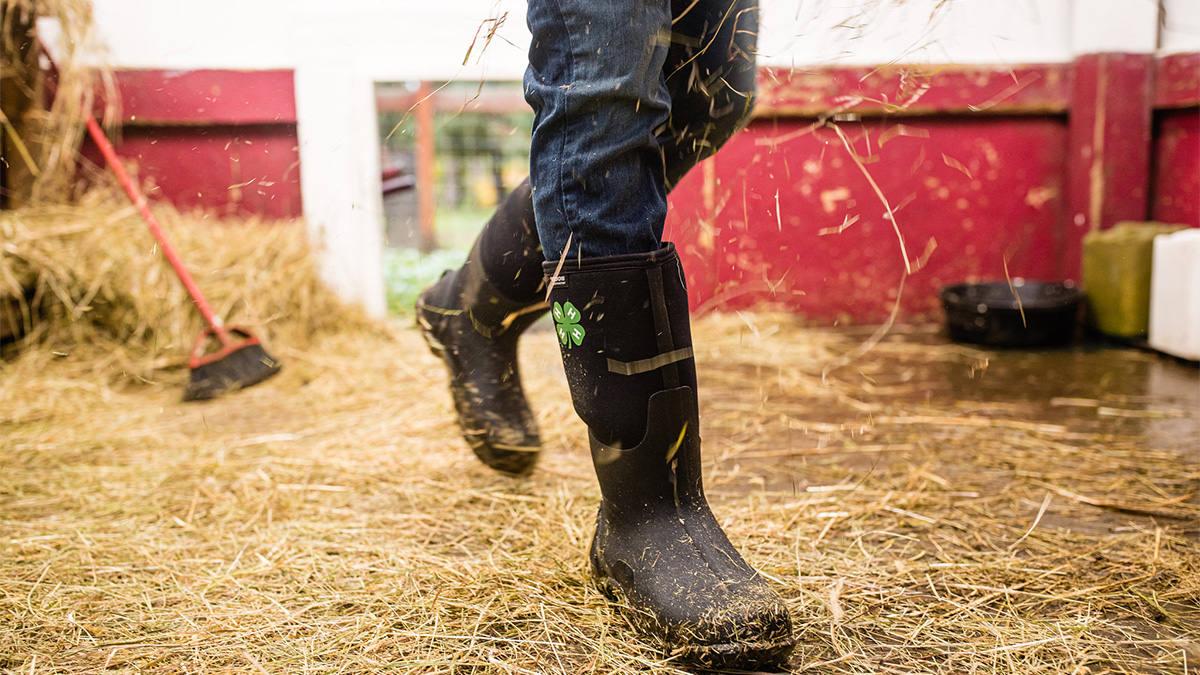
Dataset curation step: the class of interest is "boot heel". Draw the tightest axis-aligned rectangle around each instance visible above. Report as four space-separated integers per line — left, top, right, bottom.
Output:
415 295 450 359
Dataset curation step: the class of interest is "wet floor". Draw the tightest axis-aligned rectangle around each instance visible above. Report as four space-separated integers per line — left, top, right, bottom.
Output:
835 337 1198 454
692 324 1200 534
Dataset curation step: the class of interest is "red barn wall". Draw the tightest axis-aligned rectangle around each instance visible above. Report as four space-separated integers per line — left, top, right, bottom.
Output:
670 117 1067 322
666 56 1200 322
95 55 1198 323
1151 55 1200 227
81 70 302 219
1154 110 1200 226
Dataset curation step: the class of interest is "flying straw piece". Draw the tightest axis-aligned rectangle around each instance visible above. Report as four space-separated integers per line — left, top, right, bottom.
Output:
830 122 912 274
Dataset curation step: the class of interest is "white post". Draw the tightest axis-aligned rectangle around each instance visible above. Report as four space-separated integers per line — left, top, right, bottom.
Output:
294 68 387 317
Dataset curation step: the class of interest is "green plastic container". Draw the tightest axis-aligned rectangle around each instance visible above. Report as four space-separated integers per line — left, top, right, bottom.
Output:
1082 222 1185 338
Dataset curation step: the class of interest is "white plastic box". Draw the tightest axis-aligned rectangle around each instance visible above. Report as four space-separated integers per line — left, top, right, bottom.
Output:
1149 229 1200 361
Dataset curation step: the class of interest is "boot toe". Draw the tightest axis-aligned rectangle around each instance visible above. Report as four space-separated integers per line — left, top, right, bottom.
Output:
600 558 795 668
465 427 541 476
648 577 793 668
670 594 795 669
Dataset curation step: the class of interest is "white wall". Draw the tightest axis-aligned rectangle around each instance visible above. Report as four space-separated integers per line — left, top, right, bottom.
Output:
758 0 1072 66
1068 0 1159 54
80 0 1195 75
85 0 531 79
85 0 1085 74
1161 0 1200 55
71 0 1184 314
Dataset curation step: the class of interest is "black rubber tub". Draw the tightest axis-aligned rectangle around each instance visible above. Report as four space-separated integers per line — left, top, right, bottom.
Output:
940 280 1082 347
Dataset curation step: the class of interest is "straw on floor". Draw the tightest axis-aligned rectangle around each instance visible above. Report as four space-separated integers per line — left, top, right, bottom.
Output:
2 198 1197 673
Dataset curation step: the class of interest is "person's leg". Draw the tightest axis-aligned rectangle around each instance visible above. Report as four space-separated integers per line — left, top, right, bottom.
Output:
661 0 759 188
526 0 759 260
527 0 793 667
418 0 761 478
524 0 672 260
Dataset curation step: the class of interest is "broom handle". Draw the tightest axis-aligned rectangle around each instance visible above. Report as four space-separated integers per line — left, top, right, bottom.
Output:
84 117 229 339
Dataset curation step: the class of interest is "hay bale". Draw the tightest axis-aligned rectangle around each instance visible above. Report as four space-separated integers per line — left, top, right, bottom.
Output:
1 0 115 204
0 188 379 381
0 295 21 341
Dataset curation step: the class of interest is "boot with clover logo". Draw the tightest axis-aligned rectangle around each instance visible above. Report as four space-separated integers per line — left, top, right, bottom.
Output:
542 244 795 669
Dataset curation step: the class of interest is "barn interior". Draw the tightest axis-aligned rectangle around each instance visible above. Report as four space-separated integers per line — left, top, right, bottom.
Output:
2 0 1198 672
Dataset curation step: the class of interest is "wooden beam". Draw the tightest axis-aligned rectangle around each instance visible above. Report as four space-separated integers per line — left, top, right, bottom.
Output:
1062 53 1155 277
376 87 528 115
1155 53 1200 109
754 64 1073 118
107 69 298 126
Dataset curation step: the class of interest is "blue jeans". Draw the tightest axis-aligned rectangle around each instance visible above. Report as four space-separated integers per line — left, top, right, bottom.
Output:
524 0 759 260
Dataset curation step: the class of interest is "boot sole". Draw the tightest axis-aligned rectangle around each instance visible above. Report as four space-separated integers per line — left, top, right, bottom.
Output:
415 300 540 476
591 563 795 670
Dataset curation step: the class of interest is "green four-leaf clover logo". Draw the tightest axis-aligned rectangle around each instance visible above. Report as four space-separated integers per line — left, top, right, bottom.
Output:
553 301 586 348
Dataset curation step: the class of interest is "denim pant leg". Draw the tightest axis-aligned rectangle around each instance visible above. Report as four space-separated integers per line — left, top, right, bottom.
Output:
522 0 758 261
524 0 673 260
662 0 759 188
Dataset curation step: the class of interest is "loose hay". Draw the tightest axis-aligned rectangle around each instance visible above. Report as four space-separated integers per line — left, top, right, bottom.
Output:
1 203 1198 672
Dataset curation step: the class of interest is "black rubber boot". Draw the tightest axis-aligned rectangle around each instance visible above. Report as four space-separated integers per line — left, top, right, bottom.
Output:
543 244 795 669
417 181 548 476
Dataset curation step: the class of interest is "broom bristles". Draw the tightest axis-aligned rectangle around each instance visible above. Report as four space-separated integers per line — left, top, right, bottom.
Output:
183 341 282 401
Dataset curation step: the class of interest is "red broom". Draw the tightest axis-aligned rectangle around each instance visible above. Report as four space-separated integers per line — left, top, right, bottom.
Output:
85 117 282 401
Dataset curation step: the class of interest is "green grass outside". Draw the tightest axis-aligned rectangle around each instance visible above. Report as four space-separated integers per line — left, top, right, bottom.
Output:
384 206 498 316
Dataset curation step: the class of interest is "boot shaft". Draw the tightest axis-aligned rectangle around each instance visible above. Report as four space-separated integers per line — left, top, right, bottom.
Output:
476 180 545 302
420 179 546 339
543 244 696 447
542 244 705 508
